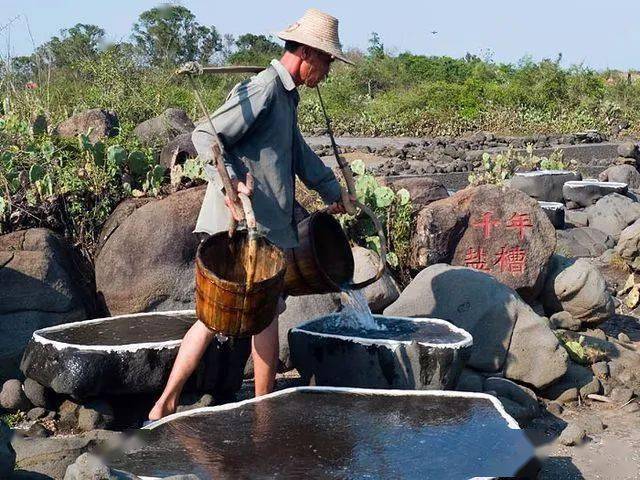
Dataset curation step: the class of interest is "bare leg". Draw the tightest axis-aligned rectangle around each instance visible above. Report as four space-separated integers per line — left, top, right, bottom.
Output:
252 316 279 396
148 320 215 420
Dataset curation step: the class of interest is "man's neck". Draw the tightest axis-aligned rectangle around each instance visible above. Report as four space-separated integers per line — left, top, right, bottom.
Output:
279 52 303 86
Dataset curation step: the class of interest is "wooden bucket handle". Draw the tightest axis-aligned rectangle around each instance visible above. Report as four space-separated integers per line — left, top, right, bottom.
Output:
344 200 387 290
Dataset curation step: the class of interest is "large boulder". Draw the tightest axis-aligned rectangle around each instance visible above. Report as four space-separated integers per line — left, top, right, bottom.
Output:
0 229 94 382
352 246 400 313
563 180 628 207
541 255 615 327
95 186 205 314
384 264 568 389
54 109 119 143
378 175 448 210
483 377 540 423
0 379 31 412
586 193 640 240
598 164 640 190
133 108 195 148
616 218 640 266
509 170 582 203
541 362 600 403
159 133 198 169
617 141 639 160
556 227 615 258
410 185 556 300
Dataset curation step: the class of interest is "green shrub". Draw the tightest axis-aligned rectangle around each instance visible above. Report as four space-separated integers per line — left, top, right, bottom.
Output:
340 159 413 281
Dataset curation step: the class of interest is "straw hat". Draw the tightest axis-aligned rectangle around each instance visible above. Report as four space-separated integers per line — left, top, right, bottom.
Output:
276 8 353 65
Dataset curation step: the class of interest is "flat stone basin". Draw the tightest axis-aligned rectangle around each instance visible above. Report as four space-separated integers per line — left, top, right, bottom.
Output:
107 387 538 479
289 315 473 390
20 311 250 399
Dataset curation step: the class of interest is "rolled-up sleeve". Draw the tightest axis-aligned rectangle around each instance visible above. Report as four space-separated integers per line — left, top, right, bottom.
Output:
192 79 273 180
293 127 341 204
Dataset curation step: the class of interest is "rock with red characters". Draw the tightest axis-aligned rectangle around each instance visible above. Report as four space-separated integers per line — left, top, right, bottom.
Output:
410 184 556 299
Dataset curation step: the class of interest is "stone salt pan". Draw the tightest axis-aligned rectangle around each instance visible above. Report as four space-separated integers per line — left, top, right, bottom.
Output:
289 314 473 390
107 387 539 479
20 311 249 399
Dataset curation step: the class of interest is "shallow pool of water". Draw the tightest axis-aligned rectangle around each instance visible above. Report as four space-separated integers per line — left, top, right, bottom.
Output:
108 389 535 479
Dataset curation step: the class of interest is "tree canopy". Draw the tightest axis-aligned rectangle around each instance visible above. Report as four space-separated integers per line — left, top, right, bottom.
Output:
131 5 221 67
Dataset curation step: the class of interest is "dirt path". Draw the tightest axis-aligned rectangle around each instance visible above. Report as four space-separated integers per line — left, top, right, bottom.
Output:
534 402 640 479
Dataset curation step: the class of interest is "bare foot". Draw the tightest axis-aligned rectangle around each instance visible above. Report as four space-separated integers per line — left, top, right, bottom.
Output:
148 397 177 421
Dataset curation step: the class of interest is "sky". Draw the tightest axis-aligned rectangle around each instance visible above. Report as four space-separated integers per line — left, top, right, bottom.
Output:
1 0 639 71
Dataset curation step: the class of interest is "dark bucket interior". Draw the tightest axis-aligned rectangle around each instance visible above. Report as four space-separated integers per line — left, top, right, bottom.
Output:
199 232 285 284
310 213 354 287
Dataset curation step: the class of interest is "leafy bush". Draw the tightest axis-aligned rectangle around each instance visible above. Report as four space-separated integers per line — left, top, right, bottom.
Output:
341 159 413 280
0 112 165 256
468 144 569 186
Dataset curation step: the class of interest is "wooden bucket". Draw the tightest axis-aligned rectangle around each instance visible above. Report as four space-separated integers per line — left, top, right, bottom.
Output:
284 212 355 296
195 231 286 337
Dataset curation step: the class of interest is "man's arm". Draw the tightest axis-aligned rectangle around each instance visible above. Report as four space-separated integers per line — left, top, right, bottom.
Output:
192 79 273 180
293 126 342 205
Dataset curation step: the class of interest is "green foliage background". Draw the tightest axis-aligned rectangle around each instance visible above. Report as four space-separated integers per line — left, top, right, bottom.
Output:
2 5 640 266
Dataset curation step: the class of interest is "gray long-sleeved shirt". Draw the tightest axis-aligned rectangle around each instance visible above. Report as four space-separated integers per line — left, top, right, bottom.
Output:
193 59 341 249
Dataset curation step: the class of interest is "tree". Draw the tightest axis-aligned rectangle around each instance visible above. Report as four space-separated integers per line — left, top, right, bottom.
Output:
227 34 281 65
132 5 221 67
39 24 106 68
367 32 384 59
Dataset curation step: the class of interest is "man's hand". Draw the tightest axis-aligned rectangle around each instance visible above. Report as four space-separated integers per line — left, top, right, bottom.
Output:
327 188 356 215
224 178 252 221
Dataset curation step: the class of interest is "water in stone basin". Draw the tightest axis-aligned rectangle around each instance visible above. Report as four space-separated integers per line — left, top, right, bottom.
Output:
304 315 469 344
338 288 387 331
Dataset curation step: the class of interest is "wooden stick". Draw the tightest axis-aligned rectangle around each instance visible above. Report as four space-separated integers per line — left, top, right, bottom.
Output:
587 394 613 403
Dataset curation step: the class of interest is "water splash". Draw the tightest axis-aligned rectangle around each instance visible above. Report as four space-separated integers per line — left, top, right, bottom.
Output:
338 289 386 331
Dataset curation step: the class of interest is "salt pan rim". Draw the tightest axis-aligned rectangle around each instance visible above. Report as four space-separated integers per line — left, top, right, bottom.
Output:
564 180 627 188
145 385 519 430
31 310 196 353
291 314 473 350
514 170 575 176
538 201 564 210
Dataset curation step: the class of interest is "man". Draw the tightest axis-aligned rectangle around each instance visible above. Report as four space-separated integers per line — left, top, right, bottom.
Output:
149 8 353 420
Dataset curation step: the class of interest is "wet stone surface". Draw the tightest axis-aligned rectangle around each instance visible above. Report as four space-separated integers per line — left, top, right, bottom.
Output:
301 315 468 344
108 389 537 479
41 313 193 346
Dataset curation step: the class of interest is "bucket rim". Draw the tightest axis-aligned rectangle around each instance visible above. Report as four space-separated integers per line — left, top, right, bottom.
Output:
305 211 354 290
195 231 286 290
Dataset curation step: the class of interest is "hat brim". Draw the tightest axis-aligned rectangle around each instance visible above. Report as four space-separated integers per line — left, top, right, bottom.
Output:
277 30 354 65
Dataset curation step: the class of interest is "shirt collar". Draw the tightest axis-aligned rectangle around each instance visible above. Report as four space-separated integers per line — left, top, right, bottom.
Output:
270 59 296 91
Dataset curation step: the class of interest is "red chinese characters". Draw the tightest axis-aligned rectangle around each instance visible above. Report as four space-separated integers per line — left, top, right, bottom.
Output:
505 213 533 241
464 247 489 270
472 212 501 239
465 211 533 276
494 246 526 274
